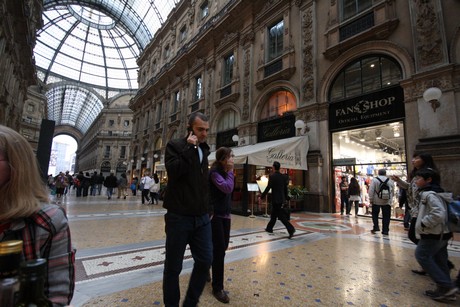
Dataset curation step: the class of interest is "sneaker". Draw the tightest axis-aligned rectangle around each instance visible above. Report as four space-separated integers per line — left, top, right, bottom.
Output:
213 290 229 304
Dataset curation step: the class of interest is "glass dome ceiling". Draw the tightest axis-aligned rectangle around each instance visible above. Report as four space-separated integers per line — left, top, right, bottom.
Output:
34 0 179 134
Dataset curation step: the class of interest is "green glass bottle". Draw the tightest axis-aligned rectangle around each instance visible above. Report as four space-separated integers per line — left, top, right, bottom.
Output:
0 240 23 306
15 259 52 307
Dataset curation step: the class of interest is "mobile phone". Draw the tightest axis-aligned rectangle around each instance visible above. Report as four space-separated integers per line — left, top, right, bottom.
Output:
187 126 194 135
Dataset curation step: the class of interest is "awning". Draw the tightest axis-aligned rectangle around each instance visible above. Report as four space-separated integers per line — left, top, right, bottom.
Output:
208 136 309 170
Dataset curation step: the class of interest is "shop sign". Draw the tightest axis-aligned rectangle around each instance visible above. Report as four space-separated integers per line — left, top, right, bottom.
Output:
116 163 127 173
333 158 356 166
329 86 405 131
100 161 111 172
258 114 296 142
216 128 238 148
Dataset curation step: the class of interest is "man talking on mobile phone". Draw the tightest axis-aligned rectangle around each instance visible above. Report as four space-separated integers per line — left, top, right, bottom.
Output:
162 112 212 307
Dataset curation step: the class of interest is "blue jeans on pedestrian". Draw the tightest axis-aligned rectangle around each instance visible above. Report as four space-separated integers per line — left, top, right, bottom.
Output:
106 187 114 198
415 238 453 289
163 212 213 307
371 204 391 234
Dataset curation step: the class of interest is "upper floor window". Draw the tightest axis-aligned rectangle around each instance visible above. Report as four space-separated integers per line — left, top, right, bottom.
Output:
222 53 234 86
341 0 372 21
156 103 163 123
194 76 203 101
179 25 187 42
261 90 296 120
109 119 114 127
151 60 157 74
268 20 284 61
144 111 150 129
27 104 35 113
120 146 126 158
217 109 240 132
171 91 180 114
164 45 170 60
124 120 130 127
329 55 402 102
200 1 209 19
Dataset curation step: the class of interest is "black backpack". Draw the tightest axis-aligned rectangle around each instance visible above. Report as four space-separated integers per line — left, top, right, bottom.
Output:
376 177 390 200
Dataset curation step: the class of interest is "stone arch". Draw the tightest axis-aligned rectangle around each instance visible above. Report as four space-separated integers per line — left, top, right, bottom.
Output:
450 26 460 64
211 105 240 134
318 41 415 104
252 81 300 123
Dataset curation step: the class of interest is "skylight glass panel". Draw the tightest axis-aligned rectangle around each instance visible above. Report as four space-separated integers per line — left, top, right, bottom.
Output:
37 0 179 132
51 62 81 80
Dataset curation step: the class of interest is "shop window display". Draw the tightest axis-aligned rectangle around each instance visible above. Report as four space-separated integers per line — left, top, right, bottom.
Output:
332 121 407 219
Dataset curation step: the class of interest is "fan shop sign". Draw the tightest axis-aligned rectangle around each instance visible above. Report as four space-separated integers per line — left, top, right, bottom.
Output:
329 86 405 131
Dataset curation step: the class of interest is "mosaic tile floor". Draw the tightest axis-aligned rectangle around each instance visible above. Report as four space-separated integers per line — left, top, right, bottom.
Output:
58 193 460 306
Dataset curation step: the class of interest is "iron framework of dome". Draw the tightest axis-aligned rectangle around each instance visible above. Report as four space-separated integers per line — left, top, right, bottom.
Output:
34 0 179 134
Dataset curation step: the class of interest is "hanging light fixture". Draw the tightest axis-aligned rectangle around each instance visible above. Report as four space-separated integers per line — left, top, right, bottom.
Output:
393 126 400 138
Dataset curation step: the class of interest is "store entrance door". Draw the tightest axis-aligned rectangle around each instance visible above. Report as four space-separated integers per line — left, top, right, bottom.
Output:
333 162 407 219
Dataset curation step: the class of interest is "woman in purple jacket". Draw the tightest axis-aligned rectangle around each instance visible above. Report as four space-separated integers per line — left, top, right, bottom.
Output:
209 147 234 304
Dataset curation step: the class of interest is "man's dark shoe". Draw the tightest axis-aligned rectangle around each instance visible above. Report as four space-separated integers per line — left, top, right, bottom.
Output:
288 229 296 239
426 287 458 301
411 269 427 276
213 290 230 304
370 229 379 234
264 228 273 233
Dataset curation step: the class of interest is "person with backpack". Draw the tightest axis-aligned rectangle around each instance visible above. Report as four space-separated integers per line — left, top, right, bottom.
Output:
368 169 394 235
413 168 457 301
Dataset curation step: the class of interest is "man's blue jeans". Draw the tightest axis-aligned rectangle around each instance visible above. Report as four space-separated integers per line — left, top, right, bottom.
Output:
416 238 453 288
163 212 212 307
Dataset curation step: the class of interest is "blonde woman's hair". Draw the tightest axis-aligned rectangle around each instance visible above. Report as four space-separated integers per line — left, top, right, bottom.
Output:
0 125 49 220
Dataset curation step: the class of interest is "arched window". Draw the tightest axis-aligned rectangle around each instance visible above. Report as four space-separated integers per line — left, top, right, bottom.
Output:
260 90 296 120
154 138 162 151
329 55 402 102
217 109 239 132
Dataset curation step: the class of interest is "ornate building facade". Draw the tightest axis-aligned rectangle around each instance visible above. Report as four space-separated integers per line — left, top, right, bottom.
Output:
131 0 460 214
77 94 134 177
0 0 43 131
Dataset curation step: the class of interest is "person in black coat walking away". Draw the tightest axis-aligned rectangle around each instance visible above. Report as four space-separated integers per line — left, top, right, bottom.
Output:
259 161 295 239
82 172 91 197
348 177 361 216
104 172 118 200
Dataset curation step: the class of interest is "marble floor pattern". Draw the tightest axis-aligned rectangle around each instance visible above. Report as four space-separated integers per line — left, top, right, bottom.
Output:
58 192 460 306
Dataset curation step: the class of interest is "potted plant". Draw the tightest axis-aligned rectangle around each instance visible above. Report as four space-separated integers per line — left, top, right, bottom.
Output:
288 185 308 200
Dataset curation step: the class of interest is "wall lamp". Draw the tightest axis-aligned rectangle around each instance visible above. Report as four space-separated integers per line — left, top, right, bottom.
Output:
294 119 309 136
153 153 159 159
232 134 239 146
141 157 145 161
423 87 442 112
